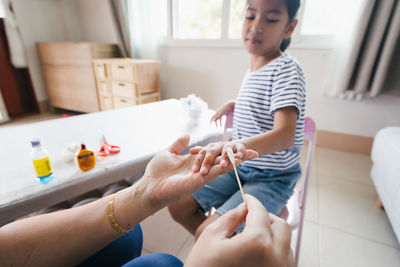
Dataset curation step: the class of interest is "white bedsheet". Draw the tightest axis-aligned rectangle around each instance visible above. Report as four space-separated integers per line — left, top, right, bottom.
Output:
370 127 400 243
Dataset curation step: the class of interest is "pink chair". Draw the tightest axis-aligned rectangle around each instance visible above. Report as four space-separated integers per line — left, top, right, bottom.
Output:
223 113 316 267
283 117 316 267
223 109 234 141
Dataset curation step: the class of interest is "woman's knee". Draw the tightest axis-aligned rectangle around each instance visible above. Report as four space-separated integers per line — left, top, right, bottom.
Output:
122 253 183 267
168 195 199 222
194 213 220 240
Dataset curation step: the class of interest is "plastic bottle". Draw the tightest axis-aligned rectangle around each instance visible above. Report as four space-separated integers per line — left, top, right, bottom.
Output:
31 139 54 182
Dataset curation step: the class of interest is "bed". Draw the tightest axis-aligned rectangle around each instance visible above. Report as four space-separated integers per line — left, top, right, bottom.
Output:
370 127 400 243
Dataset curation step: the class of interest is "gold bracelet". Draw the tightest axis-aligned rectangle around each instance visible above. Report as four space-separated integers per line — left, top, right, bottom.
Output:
106 193 132 233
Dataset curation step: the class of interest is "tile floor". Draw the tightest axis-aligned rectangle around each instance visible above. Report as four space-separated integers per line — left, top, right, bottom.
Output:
139 145 400 266
2 113 400 266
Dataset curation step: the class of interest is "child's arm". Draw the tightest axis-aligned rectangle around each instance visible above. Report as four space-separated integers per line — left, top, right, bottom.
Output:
240 106 298 155
191 106 297 175
210 100 235 127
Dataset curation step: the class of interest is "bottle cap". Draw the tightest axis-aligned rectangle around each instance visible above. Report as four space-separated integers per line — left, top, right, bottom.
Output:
31 139 41 147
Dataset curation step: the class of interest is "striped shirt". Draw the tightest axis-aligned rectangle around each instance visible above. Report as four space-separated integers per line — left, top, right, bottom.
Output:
233 53 306 170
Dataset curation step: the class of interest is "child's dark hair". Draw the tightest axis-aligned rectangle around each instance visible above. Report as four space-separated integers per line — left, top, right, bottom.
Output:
280 0 301 51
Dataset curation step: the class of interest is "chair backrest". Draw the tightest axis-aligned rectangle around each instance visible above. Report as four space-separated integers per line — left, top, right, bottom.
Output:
291 117 316 267
299 117 316 209
223 109 234 141
223 114 317 267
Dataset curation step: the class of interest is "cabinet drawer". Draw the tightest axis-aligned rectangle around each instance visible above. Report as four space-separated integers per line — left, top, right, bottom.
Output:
94 63 107 79
111 81 136 98
110 64 136 82
99 95 113 110
98 80 111 95
113 96 136 109
138 92 160 105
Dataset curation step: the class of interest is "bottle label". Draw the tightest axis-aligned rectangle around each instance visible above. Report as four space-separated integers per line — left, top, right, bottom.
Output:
33 157 53 178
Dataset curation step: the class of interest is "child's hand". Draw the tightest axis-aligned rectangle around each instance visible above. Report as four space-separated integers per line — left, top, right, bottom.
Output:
190 141 257 175
210 100 235 127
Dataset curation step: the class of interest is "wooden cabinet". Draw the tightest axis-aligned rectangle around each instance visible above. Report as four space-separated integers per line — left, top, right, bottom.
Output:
37 42 119 113
92 59 161 111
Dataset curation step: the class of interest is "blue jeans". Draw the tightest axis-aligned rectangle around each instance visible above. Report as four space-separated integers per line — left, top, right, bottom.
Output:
77 224 183 267
193 164 302 232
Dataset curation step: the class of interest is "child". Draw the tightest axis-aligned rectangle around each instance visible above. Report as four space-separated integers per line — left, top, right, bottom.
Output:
169 0 305 238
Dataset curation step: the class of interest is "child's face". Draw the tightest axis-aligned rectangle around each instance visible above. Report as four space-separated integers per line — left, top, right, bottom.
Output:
242 0 297 57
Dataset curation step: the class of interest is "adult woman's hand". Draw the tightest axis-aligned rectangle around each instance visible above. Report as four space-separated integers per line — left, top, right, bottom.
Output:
185 194 293 267
138 135 258 212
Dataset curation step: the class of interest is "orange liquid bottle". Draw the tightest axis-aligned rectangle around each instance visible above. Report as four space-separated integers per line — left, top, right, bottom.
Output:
77 143 96 171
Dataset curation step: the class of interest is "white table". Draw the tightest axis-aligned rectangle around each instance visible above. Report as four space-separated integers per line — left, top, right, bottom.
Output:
0 99 223 226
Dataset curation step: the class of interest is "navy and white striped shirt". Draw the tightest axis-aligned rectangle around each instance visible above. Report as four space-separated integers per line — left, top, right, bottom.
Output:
233 53 306 170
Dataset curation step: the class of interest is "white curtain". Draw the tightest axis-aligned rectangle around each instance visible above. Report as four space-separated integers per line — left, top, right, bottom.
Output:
110 0 131 57
324 0 400 101
1 0 27 68
126 0 168 59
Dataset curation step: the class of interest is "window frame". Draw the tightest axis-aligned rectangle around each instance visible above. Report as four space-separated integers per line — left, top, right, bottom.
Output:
165 0 335 49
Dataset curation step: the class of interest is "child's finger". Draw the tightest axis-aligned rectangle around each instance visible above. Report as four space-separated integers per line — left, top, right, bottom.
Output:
192 149 206 172
200 152 216 175
234 143 246 159
220 146 229 167
242 150 258 161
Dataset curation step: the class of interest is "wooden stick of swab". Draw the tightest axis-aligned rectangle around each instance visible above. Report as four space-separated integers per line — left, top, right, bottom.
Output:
227 147 245 203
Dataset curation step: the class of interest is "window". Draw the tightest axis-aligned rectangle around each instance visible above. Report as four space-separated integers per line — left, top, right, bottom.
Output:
299 0 363 36
172 0 224 39
170 0 245 42
228 0 246 39
294 0 365 48
168 0 359 48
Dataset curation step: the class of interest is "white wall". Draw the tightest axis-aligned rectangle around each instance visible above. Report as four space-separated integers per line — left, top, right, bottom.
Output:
73 0 118 43
12 1 400 137
159 46 400 138
11 0 118 103
12 0 81 102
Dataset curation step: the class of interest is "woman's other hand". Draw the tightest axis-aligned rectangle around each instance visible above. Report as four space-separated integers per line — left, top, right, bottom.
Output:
185 194 293 267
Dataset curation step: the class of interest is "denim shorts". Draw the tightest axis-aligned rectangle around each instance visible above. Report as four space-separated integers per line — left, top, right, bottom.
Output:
192 163 302 232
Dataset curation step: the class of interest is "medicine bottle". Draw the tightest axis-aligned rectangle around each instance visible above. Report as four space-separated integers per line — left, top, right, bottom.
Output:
77 142 96 171
31 139 54 182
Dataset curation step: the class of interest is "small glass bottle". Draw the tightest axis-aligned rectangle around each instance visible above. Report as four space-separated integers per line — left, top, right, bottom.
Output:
31 139 54 182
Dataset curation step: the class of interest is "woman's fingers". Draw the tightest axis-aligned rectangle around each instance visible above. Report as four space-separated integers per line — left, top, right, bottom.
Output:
242 195 273 241
168 134 190 155
189 146 203 154
269 213 292 255
206 202 247 238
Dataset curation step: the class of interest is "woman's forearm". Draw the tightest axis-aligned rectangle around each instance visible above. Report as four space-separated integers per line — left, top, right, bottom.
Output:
0 183 150 267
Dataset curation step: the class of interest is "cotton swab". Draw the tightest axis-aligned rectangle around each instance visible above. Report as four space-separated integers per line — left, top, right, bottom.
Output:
226 147 245 203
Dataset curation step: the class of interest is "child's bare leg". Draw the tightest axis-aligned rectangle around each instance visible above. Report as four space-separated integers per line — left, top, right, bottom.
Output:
168 195 207 235
194 213 221 240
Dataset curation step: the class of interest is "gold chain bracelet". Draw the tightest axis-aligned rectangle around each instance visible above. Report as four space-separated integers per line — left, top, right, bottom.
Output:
106 193 132 233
